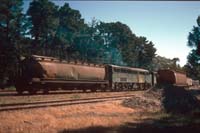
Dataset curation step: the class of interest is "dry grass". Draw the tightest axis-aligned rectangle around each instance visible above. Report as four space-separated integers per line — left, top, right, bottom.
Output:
0 100 138 133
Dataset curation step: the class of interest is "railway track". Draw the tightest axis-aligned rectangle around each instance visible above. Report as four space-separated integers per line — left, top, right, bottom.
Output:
0 90 84 96
0 94 137 112
0 89 142 96
0 90 144 104
0 90 16 92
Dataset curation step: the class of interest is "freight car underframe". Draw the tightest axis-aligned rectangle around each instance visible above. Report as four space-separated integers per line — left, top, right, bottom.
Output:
15 78 151 94
112 82 151 91
16 78 109 94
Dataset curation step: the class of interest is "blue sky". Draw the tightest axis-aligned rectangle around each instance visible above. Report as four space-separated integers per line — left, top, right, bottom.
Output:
23 1 200 66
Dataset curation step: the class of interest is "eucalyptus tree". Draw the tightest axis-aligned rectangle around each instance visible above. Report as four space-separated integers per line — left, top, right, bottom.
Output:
97 21 133 65
27 0 59 55
53 3 85 60
185 16 200 79
0 0 25 85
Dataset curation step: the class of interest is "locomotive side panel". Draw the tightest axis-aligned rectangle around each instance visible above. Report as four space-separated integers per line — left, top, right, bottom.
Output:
112 68 138 83
108 65 151 90
145 73 152 85
138 72 146 83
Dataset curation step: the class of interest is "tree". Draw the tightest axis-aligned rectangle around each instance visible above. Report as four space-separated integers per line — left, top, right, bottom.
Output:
120 35 156 69
27 0 59 55
0 0 25 85
133 37 156 68
185 50 200 79
54 3 85 60
73 18 105 63
171 58 180 70
188 16 200 55
97 21 134 65
185 16 200 79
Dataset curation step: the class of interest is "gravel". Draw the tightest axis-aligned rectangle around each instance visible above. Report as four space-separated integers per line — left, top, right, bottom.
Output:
122 85 200 114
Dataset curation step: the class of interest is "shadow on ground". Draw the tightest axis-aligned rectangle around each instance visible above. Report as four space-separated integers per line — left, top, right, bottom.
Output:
188 89 200 96
58 111 200 133
162 85 200 114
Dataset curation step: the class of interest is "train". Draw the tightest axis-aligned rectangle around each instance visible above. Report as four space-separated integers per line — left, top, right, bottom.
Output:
15 55 157 94
15 55 197 94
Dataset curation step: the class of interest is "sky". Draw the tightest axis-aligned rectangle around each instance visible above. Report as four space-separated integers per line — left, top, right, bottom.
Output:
23 1 200 66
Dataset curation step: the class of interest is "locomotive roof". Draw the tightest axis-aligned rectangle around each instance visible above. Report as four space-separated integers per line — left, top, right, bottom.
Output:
109 64 149 73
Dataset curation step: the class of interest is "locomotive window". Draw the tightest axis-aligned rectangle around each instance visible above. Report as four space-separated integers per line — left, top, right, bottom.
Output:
113 67 138 74
120 77 127 81
114 68 129 73
139 72 145 75
114 68 121 72
130 71 137 74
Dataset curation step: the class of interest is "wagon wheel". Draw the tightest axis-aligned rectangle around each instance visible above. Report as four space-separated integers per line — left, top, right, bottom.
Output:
139 84 144 90
16 89 23 95
114 83 118 92
99 84 105 92
112 83 116 92
128 84 132 90
83 88 87 93
118 83 122 91
91 88 97 92
15 80 24 95
131 84 136 90
124 84 129 91
137 83 141 90
102 86 107 92
15 85 24 95
28 87 37 95
43 89 49 94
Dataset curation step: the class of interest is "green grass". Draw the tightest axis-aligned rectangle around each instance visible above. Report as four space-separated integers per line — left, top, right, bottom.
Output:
3 86 16 91
70 94 81 99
